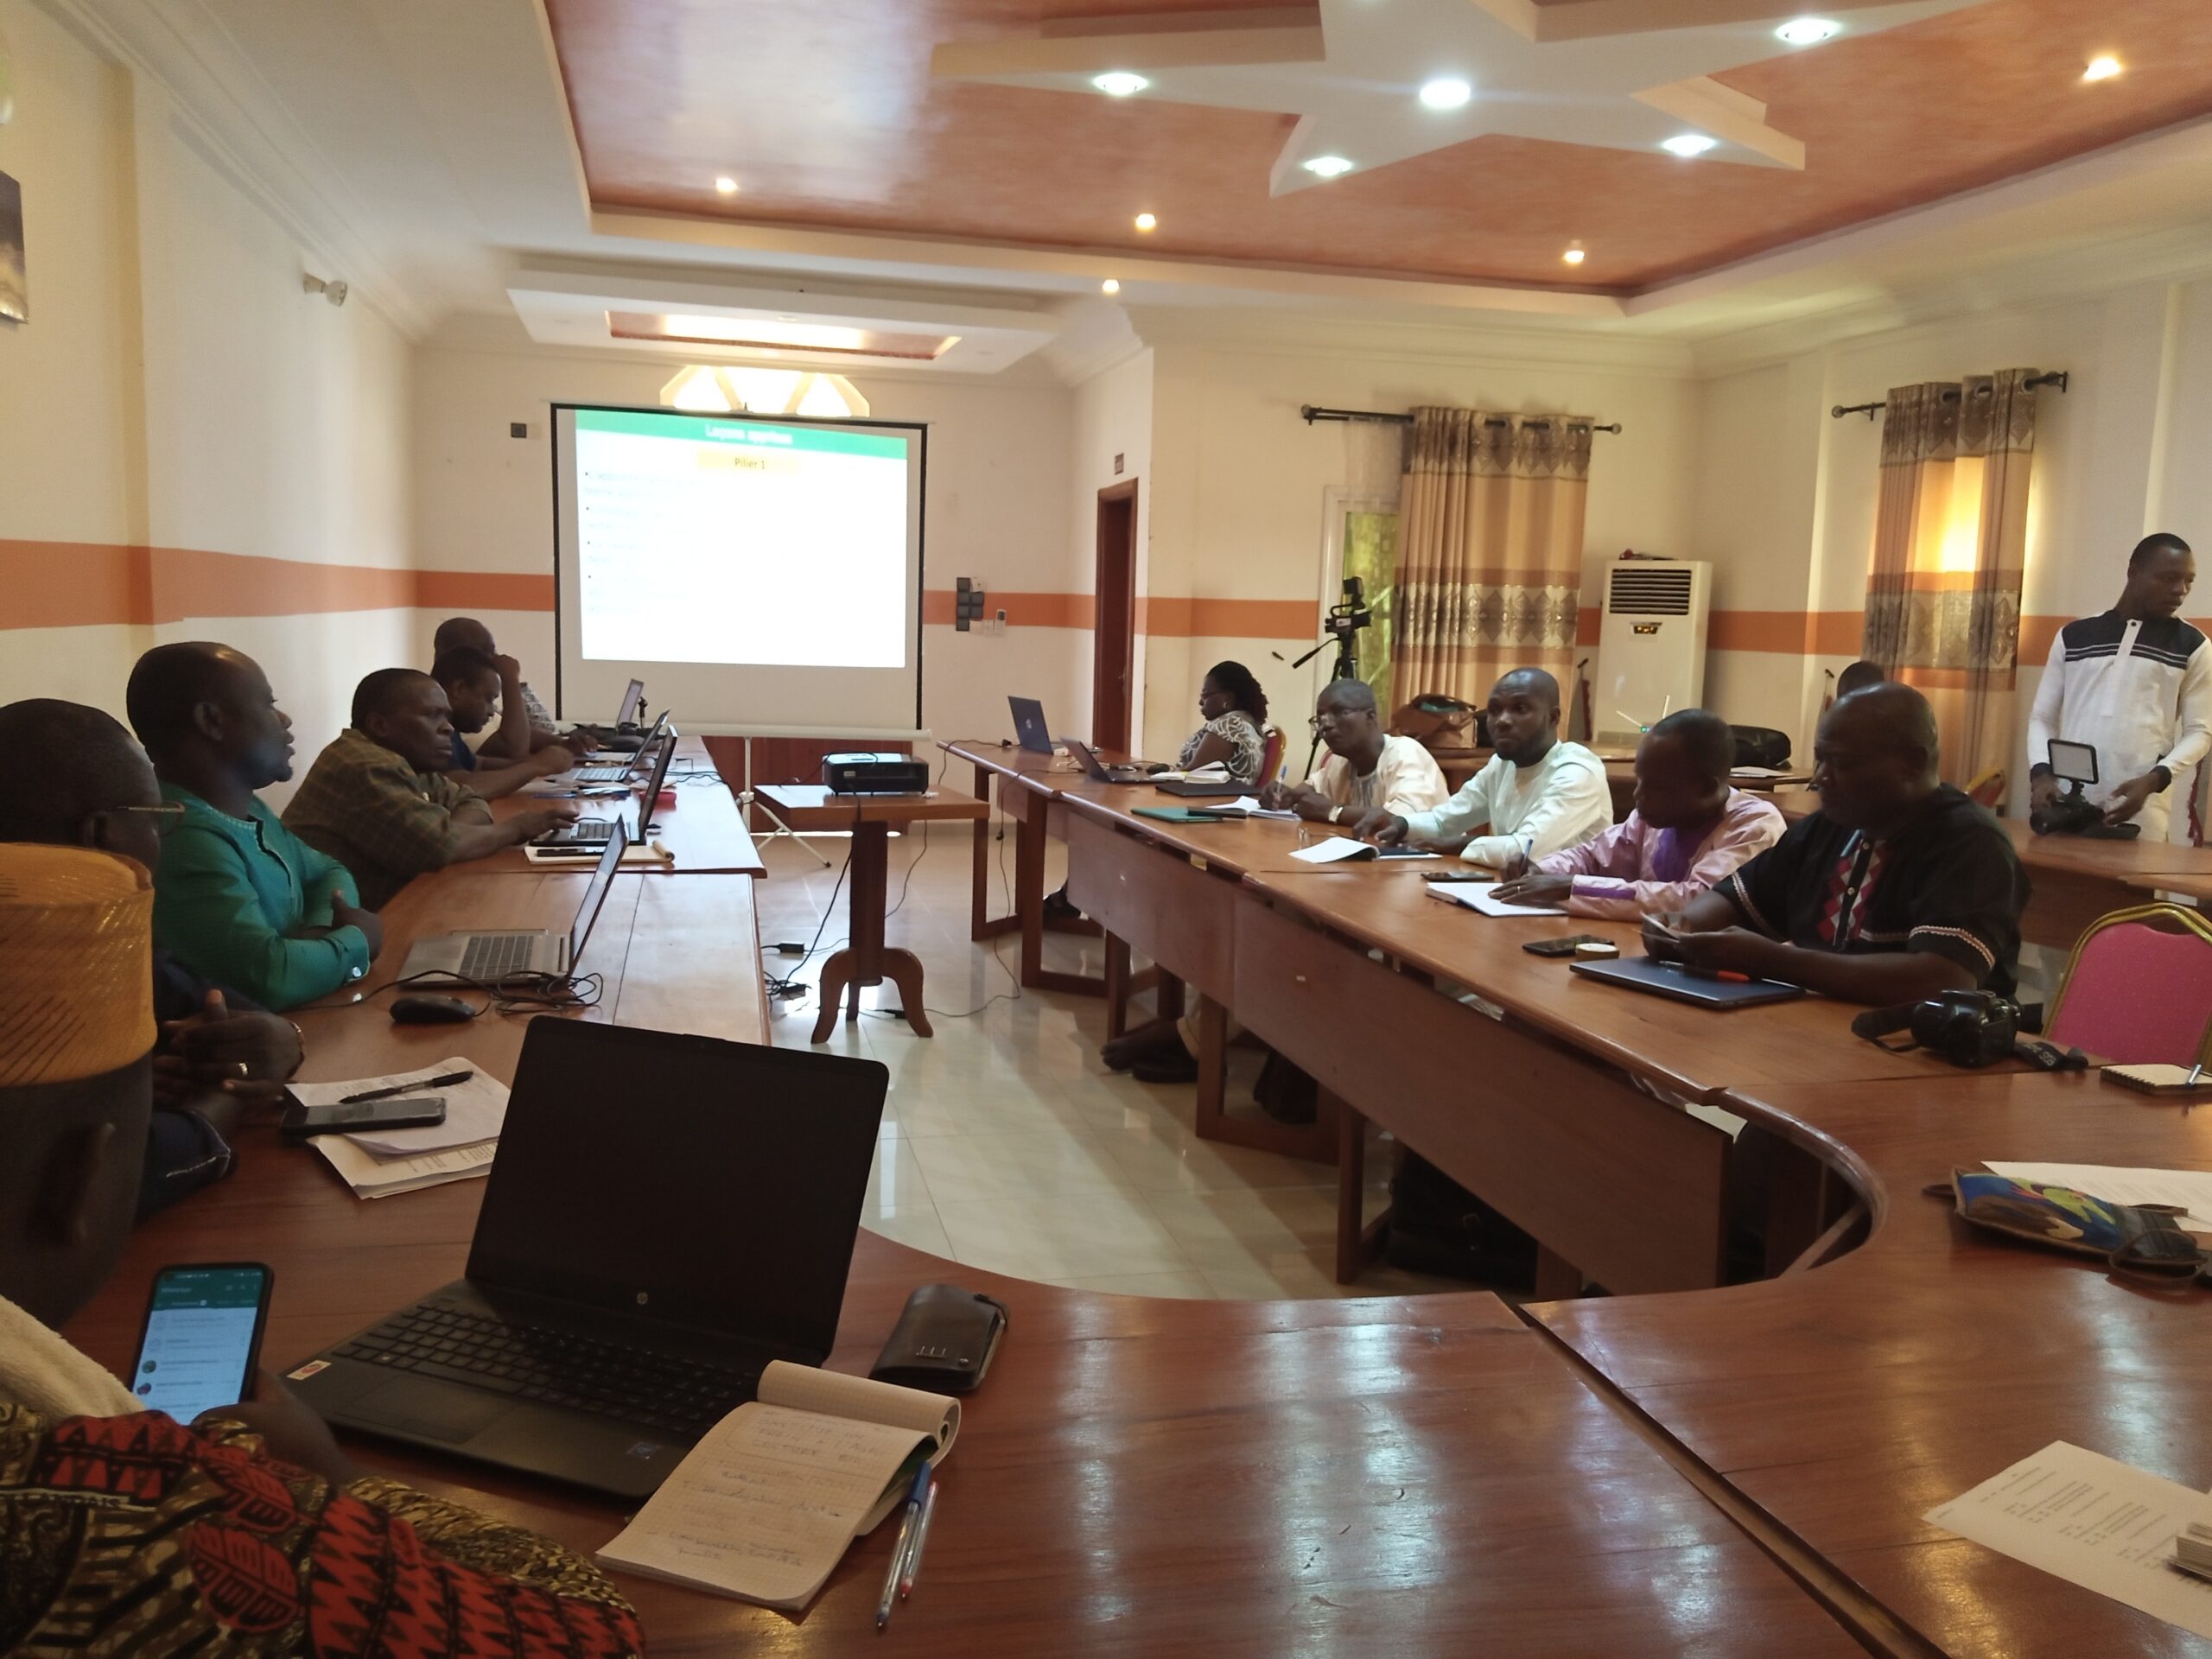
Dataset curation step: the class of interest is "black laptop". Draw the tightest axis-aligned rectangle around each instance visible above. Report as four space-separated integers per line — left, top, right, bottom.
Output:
537 718 678 847
287 1020 888 1498
1064 738 1150 785
1569 955 1804 1008
1008 696 1053 755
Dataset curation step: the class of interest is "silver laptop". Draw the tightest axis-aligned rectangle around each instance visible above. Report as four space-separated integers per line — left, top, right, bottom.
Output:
537 720 677 847
1008 696 1053 755
573 710 670 783
399 823 627 982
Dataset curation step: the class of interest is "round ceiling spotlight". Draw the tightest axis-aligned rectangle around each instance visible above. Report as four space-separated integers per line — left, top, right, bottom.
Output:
1775 17 1841 46
1561 246 1586 266
1661 133 1719 157
1134 213 1158 232
714 176 739 194
1101 278 1122 295
1301 155 1356 178
1092 71 1149 97
1418 77 1472 111
2083 55 2122 81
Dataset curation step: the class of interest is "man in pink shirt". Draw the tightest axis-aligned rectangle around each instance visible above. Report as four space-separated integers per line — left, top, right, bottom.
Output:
1493 708 1783 919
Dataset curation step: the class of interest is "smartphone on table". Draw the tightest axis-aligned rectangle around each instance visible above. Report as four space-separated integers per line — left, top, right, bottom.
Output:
130 1262 274 1421
279 1096 447 1140
1522 935 1611 958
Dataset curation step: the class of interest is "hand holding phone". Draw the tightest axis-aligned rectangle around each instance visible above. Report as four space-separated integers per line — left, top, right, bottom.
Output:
131 1263 273 1423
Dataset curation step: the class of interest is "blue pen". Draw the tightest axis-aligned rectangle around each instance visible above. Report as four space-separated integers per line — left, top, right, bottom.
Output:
875 1463 931 1630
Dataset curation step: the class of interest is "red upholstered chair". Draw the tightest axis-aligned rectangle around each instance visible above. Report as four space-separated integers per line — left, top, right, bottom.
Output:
1258 725 1287 787
1965 767 2006 810
2046 905 2212 1065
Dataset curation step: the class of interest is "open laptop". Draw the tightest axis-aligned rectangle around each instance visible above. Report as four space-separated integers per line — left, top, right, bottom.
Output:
286 1018 889 1498
1569 954 1804 1008
614 677 645 729
537 720 678 846
572 709 669 783
398 823 627 982
1064 738 1151 785
1008 696 1053 755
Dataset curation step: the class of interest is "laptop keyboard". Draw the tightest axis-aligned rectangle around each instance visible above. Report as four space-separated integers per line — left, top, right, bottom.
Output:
571 766 632 784
539 821 617 845
456 932 540 981
335 1304 761 1437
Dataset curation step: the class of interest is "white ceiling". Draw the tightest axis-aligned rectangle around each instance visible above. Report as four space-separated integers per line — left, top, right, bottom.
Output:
71 0 2212 377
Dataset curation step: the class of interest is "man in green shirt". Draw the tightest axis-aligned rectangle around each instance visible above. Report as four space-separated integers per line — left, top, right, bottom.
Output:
126 644 383 1011
283 669 575 908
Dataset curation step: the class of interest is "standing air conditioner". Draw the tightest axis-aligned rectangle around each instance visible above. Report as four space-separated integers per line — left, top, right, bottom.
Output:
1594 561 1712 748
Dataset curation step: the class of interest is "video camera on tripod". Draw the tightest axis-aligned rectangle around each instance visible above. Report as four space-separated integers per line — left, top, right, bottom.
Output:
1322 576 1372 652
2031 739 2140 840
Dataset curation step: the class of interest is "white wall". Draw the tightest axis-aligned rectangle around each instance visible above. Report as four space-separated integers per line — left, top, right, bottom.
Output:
409 331 1077 751
1068 346 1153 743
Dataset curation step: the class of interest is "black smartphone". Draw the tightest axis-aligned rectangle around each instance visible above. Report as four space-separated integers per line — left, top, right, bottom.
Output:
1522 935 1611 958
130 1262 274 1421
1421 869 1485 883
280 1096 448 1140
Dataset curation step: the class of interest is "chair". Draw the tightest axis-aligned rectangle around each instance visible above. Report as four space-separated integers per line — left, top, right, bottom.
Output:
1966 767 2006 810
2046 904 2212 1065
1258 725 1286 787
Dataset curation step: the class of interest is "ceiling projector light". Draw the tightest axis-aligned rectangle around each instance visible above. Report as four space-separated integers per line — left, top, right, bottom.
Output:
1092 72 1148 97
1301 155 1355 178
1775 17 1842 45
1418 78 1472 111
1661 133 1719 157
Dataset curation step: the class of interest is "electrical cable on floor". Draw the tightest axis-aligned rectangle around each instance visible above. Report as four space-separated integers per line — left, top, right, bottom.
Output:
883 746 951 923
764 845 853 1000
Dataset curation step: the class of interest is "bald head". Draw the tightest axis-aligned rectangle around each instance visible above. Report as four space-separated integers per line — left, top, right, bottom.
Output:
1486 668 1564 766
0 701 160 849
1815 682 1941 832
434 617 495 657
125 642 295 793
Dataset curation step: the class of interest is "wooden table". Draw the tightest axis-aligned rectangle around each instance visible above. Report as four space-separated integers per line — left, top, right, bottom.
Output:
1533 1067 2212 1658
756 784 989 1040
483 736 766 876
1998 819 2212 947
943 739 1112 998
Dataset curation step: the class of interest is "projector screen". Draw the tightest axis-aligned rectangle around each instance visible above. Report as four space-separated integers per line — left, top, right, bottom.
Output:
551 404 925 734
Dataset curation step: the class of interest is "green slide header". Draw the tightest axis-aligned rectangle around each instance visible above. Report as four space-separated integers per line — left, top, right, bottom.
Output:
576 408 910 460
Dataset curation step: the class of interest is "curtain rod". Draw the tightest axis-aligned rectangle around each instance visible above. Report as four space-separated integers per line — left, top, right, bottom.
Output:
1300 404 1624 434
1830 370 2069 421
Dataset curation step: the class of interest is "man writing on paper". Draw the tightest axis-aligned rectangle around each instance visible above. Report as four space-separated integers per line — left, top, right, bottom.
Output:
126 643 384 1013
1646 683 2028 1004
1260 680 1448 823
1348 669 1610 866
284 670 576 908
2026 533 2207 841
0 843 645 1656
429 646 577 799
1492 709 1783 918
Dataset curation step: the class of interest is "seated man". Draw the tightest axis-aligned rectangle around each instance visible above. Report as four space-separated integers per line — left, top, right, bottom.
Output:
1260 679 1449 823
284 670 577 909
0 699 315 1220
429 645 575 799
1647 683 2028 1004
432 616 587 763
1351 668 1611 866
1492 709 1783 919
0 843 645 1656
126 642 382 1011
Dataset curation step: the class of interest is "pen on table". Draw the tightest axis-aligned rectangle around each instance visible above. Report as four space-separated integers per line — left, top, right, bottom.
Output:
875 1463 931 1630
898 1478 938 1601
340 1070 473 1104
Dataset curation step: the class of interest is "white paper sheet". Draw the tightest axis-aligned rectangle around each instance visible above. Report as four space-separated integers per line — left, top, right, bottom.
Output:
1224 796 1300 821
1426 881 1567 918
1289 836 1378 864
1985 1163 2212 1235
310 1135 497 1198
1925 1440 2212 1638
286 1059 510 1156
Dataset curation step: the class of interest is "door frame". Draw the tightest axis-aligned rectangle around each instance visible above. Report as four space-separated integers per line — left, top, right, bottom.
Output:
1093 480 1140 752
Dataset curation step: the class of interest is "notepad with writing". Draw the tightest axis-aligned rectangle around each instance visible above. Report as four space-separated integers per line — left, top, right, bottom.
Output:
596 1361 960 1611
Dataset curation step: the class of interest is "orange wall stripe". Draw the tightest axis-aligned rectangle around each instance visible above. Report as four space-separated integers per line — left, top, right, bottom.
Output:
416 570 558 613
1136 597 1320 639
4 540 152 628
921 589 1096 629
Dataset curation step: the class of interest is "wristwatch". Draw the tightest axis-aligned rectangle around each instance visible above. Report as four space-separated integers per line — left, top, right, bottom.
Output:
1327 805 1345 825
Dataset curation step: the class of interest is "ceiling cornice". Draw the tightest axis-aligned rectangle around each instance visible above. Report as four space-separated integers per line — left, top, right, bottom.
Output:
1128 306 1696 378
39 0 429 338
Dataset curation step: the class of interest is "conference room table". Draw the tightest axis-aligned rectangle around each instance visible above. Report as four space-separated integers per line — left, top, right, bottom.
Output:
481 735 766 875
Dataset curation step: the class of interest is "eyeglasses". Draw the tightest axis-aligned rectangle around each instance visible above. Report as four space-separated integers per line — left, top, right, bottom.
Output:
106 802 188 838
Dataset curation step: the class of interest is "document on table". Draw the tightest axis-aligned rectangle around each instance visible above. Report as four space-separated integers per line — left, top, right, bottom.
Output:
285 1058 509 1156
1427 881 1566 918
1223 796 1300 821
310 1135 499 1199
1985 1163 2212 1235
1289 836 1378 864
1925 1440 2212 1638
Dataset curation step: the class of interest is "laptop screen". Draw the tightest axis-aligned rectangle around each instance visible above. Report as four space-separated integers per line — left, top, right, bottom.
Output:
468 1020 888 1362
569 821 628 965
616 678 645 728
637 718 678 832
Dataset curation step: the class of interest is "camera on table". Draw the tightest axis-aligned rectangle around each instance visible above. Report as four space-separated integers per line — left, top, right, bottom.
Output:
2029 740 2139 840
1910 989 2019 1068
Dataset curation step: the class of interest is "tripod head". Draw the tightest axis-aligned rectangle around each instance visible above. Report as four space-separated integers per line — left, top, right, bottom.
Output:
1292 577 1374 678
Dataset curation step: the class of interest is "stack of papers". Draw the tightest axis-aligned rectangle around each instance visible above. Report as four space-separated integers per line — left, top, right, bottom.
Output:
1984 1163 2212 1234
285 1059 510 1198
1427 881 1567 918
1223 796 1300 821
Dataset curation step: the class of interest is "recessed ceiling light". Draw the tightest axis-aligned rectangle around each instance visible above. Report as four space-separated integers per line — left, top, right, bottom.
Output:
1562 246 1586 266
1134 213 1158 232
714 176 739 194
1775 17 1841 46
1101 278 1122 295
1418 77 1472 111
1301 155 1356 178
1661 133 1719 157
2083 54 2122 81
1092 71 1148 97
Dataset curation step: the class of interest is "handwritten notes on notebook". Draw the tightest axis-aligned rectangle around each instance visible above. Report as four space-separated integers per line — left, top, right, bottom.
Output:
1926 1440 2212 1638
1427 881 1566 918
598 1361 960 1611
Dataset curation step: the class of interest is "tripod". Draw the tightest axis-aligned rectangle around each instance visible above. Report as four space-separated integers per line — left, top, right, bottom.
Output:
1288 625 1364 779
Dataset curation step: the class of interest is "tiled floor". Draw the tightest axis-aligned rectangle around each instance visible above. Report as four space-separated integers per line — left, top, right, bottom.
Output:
750 816 1467 1301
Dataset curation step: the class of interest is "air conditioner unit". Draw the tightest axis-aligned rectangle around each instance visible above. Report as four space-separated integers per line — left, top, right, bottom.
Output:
1594 560 1711 748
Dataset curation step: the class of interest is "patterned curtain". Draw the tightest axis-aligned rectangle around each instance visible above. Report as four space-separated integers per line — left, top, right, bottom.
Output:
1861 369 2040 791
1394 408 1591 703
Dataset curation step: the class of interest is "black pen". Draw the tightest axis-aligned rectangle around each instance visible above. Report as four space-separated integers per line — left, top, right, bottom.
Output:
340 1070 474 1104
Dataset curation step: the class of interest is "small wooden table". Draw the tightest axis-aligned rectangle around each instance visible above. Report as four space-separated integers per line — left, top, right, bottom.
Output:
755 785 989 1040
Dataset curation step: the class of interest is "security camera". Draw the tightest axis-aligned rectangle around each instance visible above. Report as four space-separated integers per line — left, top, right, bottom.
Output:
302 273 348 307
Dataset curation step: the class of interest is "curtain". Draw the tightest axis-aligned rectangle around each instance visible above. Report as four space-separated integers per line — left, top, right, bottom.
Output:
1861 369 2039 791
1394 407 1591 703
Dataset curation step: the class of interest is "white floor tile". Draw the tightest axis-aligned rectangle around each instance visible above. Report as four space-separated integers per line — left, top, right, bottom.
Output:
934 1192 1192 1282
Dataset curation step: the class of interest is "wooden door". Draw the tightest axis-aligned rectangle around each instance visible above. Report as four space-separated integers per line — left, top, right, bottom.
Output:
1093 480 1138 752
